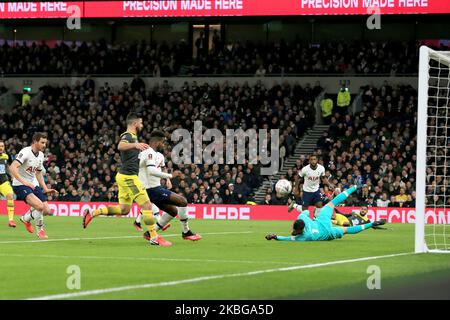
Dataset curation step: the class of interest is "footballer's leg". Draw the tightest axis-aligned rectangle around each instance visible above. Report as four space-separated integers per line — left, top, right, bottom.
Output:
177 206 202 241
83 203 125 228
1 182 16 227
159 190 201 241
316 206 335 226
136 188 168 233
167 192 188 207
140 200 171 246
289 191 315 213
144 187 175 233
327 183 359 209
83 173 131 228
135 183 171 246
312 192 324 218
287 179 302 212
12 185 34 233
341 219 386 235
316 184 359 229
6 193 15 228
143 202 175 239
155 203 177 230
135 202 160 232
335 214 351 227
24 193 48 239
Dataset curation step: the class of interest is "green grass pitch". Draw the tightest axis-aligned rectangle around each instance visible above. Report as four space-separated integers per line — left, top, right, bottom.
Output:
1 215 450 300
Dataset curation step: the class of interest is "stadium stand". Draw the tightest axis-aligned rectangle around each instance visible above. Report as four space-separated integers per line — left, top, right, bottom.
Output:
0 79 321 204
0 40 419 76
271 83 419 207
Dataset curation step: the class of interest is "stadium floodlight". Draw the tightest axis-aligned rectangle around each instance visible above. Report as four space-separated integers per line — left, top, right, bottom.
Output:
416 46 450 253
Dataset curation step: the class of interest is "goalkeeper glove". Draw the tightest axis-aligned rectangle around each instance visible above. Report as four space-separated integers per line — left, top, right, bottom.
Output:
265 234 277 241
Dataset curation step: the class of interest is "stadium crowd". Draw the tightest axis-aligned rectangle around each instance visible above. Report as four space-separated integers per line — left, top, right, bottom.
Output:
0 79 320 204
0 39 419 76
264 83 433 208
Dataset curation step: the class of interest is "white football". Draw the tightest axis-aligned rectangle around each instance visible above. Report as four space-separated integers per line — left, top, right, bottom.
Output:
275 179 292 196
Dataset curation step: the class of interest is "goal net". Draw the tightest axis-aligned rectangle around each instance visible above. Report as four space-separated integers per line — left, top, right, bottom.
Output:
416 46 450 253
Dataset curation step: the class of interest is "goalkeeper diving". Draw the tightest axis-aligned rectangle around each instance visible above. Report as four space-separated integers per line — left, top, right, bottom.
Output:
266 179 386 242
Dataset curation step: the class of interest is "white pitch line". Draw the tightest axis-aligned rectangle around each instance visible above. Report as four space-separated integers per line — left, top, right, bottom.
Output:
0 231 253 244
27 252 414 300
0 253 298 266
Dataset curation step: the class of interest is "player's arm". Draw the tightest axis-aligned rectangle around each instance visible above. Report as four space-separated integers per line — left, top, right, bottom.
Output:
165 178 173 189
161 167 174 189
293 170 304 198
36 168 58 195
265 234 307 241
147 167 172 179
9 160 34 189
145 156 173 180
322 175 334 190
118 133 148 151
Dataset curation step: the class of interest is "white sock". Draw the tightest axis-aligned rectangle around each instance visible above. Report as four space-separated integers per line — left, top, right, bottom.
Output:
313 207 321 218
178 207 190 233
22 208 34 222
135 212 142 224
152 203 160 217
34 210 44 231
156 213 173 231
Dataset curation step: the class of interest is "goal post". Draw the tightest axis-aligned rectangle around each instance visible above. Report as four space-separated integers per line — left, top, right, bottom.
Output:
415 46 450 253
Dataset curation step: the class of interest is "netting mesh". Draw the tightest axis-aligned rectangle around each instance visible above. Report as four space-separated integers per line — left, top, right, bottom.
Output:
424 50 450 251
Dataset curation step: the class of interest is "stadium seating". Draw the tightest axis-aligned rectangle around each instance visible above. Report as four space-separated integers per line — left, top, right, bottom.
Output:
0 40 419 75
273 83 418 207
0 79 321 204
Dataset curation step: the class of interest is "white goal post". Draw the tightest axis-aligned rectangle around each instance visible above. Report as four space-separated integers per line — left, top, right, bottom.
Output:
416 46 450 253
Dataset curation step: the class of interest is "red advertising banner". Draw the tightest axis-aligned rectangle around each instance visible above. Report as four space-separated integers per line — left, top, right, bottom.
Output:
1 0 450 19
0 1 82 19
85 0 450 18
1 201 449 224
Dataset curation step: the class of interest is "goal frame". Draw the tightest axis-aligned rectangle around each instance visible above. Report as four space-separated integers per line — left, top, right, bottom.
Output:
415 46 450 253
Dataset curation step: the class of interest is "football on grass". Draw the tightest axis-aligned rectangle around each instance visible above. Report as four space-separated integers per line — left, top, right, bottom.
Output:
275 179 292 196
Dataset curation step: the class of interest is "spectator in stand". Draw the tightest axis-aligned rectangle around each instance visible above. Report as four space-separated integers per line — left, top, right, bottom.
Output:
195 31 207 58
21 88 31 107
395 188 409 207
277 83 418 207
321 94 333 124
80 190 91 202
322 185 333 202
0 40 420 76
261 194 273 205
255 65 266 77
0 82 7 95
336 84 351 115
234 176 251 202
131 74 146 93
376 192 391 207
404 191 416 208
2 78 321 204
223 185 237 204
2 65 422 207
82 75 95 92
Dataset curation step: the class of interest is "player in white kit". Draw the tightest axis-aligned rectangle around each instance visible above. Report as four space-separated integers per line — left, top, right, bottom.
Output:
288 155 334 213
9 133 58 238
133 130 202 242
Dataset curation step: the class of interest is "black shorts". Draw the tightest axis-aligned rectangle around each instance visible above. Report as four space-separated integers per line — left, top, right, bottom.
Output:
146 186 173 208
13 185 47 203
